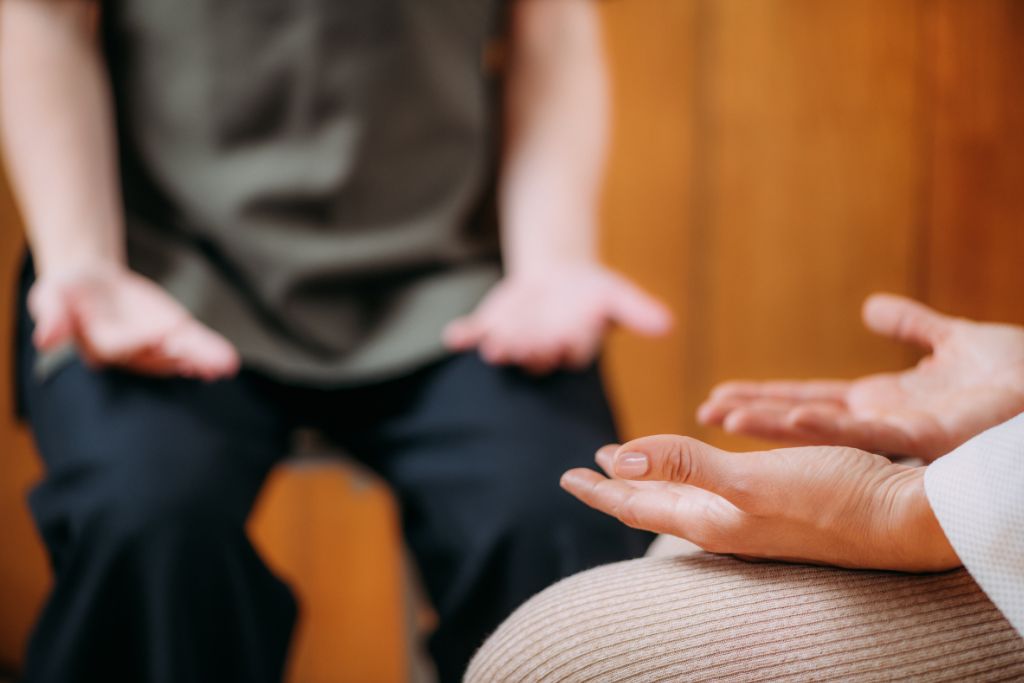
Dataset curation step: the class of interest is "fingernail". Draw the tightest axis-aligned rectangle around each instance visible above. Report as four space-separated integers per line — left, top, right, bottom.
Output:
615 452 649 477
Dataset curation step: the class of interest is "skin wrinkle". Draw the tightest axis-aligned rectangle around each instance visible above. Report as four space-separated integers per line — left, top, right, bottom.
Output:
662 438 691 486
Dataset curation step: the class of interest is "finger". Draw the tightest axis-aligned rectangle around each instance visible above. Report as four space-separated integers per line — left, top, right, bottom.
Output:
789 405 919 456
28 282 75 350
610 435 756 507
119 345 184 377
75 320 152 367
605 275 673 337
68 286 168 364
595 444 620 475
561 468 724 537
520 351 560 376
697 396 741 425
721 404 816 442
163 321 241 380
442 316 483 351
709 380 850 403
862 293 955 350
562 334 601 371
698 395 806 426
479 338 514 366
596 446 679 494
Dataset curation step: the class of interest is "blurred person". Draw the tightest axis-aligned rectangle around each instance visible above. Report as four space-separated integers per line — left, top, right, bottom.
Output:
0 1 670 681
468 295 1024 681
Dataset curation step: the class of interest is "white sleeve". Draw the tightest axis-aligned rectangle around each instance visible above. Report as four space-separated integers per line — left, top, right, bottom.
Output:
925 412 1024 636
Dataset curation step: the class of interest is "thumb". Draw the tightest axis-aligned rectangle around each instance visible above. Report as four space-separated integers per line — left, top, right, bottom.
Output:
862 293 954 349
612 435 752 505
28 281 75 350
605 274 673 336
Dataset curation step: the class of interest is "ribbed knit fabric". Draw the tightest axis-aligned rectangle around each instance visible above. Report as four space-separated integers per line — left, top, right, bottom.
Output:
466 553 1024 682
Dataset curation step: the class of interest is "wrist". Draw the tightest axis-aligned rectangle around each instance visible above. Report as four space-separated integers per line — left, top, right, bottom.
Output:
499 207 599 279
34 247 125 283
503 254 600 281
891 468 961 572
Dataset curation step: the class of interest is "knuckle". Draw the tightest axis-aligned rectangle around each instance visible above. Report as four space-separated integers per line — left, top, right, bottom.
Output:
664 438 696 483
613 493 642 529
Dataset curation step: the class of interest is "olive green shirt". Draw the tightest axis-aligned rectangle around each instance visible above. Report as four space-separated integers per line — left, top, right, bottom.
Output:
102 0 505 384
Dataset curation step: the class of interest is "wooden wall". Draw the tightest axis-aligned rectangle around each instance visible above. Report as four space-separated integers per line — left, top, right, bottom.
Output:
601 0 1024 451
0 166 44 673
2 0 1023 679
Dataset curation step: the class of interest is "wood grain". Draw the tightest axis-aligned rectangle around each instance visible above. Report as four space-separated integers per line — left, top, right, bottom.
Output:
0 157 48 674
924 0 1024 323
687 0 928 450
599 0 699 440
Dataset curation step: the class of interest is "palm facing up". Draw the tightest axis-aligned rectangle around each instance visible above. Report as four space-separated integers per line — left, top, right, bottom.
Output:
698 294 1024 461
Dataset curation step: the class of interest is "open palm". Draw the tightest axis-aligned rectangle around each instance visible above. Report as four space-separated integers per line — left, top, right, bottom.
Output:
563 435 957 572
30 266 240 380
698 294 1024 461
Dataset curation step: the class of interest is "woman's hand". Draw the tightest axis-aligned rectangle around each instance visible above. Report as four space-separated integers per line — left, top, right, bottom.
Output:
29 265 240 380
561 435 960 572
443 263 671 374
698 294 1024 461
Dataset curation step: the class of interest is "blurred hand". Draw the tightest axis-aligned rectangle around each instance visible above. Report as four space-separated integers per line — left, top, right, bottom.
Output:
698 294 1024 462
29 265 240 380
562 436 959 572
443 263 672 374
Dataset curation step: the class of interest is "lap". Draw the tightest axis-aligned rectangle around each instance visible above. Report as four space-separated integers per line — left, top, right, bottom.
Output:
345 352 625 526
21 357 288 481
337 352 651 607
467 553 1024 682
346 353 649 545
16 280 292 553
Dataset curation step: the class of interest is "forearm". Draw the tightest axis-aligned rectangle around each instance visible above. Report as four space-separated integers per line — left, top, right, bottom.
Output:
499 0 608 276
0 0 125 278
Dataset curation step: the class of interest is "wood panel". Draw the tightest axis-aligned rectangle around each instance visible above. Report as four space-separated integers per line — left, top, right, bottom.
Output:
248 462 408 683
924 0 1024 323
0 157 49 674
599 0 698 440
686 0 929 449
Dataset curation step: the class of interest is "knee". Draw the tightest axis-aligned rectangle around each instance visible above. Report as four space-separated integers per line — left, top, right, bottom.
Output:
90 482 226 552
466 557 652 683
51 450 246 556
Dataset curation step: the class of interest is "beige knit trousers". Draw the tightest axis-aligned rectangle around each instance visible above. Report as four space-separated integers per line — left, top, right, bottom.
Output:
466 552 1024 682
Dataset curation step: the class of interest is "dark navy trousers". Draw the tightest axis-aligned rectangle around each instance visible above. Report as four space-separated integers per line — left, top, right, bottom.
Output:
14 264 651 683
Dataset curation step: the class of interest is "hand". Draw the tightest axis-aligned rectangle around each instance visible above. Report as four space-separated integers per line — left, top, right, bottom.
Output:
29 265 240 380
443 263 672 374
698 294 1024 461
561 436 960 572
